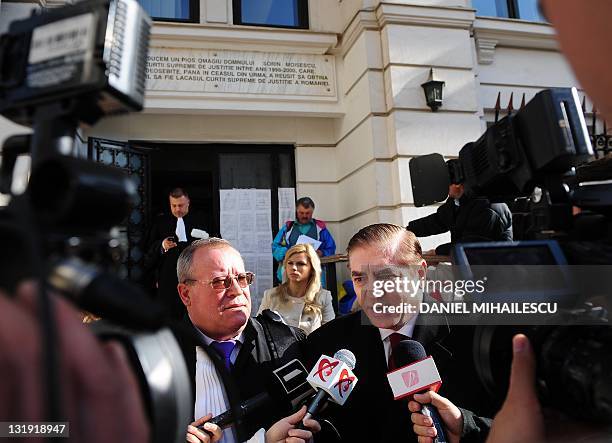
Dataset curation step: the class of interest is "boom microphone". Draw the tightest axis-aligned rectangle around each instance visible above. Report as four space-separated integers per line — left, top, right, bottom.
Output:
387 340 447 443
197 359 314 432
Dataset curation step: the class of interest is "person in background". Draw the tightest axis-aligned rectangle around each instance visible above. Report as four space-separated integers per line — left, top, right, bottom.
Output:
407 171 512 255
258 244 335 335
272 197 336 283
144 187 208 319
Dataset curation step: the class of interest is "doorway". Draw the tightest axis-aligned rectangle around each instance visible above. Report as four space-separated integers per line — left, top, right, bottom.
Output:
90 138 297 284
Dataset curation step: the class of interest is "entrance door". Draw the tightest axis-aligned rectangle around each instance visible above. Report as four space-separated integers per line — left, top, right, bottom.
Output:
88 138 150 282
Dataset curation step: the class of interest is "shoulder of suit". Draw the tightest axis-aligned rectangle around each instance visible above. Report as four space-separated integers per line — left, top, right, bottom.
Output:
153 212 171 221
258 307 286 324
310 310 359 337
314 219 327 229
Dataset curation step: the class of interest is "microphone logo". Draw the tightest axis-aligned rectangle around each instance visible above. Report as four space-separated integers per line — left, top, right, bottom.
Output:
402 370 420 388
314 358 339 382
333 368 355 398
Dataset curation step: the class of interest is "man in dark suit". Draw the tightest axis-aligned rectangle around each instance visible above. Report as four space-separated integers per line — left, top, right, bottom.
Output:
144 187 208 319
305 223 492 443
407 183 512 255
174 238 320 443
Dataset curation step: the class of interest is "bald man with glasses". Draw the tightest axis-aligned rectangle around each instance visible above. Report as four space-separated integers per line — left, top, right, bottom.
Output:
175 238 319 443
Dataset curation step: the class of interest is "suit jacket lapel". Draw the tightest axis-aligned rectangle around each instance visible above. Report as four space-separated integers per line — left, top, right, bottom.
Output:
413 316 452 363
233 320 257 373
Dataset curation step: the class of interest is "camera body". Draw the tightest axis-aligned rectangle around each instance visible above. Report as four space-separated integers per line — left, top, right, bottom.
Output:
0 2 193 442
0 0 149 126
409 88 611 423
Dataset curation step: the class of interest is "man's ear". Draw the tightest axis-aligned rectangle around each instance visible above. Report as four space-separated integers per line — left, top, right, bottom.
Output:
177 283 191 307
418 260 427 280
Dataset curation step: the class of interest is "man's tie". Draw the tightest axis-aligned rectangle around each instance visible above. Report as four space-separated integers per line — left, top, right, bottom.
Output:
388 332 406 370
176 217 187 242
210 341 236 371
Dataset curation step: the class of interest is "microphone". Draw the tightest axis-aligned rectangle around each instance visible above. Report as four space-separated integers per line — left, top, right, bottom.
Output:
387 340 447 443
206 393 268 429
198 359 314 431
303 349 358 422
190 228 209 239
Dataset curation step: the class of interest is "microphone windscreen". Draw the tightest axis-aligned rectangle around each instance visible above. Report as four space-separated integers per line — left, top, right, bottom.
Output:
394 340 427 368
333 349 356 370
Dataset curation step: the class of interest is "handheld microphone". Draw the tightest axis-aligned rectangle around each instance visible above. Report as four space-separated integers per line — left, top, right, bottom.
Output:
387 340 447 443
197 359 314 431
206 393 268 429
303 349 358 422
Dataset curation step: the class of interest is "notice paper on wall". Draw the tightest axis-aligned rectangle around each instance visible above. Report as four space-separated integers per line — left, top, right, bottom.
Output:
220 188 273 314
278 187 296 229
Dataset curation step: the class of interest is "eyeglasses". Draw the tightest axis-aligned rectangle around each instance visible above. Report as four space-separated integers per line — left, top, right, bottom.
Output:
183 272 255 290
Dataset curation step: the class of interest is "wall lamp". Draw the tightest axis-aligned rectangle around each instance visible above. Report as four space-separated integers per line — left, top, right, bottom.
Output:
421 69 445 112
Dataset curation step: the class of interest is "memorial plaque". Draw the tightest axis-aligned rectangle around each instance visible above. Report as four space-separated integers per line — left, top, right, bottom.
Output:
145 48 336 97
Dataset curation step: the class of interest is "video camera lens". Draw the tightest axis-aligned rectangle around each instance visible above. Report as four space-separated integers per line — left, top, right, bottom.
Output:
92 323 193 443
474 321 612 423
29 156 136 230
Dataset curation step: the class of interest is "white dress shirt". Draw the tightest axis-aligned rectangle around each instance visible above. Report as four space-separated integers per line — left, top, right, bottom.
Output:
192 325 244 443
176 216 187 242
378 316 418 367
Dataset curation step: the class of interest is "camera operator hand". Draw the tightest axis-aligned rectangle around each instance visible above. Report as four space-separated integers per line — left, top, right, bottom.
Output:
162 236 178 252
408 391 463 443
486 334 544 443
0 281 149 443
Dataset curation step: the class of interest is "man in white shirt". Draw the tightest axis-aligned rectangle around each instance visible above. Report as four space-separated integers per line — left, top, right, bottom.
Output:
175 238 319 443
144 187 209 319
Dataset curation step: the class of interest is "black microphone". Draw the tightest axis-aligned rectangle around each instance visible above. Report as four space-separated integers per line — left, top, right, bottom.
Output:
198 359 314 432
394 340 448 443
205 393 269 429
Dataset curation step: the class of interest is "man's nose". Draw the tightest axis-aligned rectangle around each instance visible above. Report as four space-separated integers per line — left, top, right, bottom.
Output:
225 277 242 297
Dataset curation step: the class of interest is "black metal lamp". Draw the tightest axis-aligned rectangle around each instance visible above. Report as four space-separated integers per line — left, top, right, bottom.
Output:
421 69 445 112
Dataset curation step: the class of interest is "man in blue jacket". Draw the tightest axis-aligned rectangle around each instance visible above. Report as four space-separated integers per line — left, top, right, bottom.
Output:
272 197 336 282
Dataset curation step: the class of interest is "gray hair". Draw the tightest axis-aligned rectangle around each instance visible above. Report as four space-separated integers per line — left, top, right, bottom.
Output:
176 237 234 283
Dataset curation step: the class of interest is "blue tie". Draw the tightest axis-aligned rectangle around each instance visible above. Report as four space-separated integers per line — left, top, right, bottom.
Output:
210 341 236 371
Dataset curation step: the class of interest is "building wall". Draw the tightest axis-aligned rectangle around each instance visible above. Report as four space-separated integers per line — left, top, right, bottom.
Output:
0 0 593 261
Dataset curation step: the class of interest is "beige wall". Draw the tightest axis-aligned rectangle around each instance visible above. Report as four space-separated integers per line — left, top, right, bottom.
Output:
0 0 590 260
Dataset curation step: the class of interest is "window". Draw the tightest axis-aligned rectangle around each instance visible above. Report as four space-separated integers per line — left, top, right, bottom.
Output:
138 0 198 22
473 0 546 22
233 0 309 29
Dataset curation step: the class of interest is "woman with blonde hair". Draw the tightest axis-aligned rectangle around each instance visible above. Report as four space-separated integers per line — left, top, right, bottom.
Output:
258 243 335 334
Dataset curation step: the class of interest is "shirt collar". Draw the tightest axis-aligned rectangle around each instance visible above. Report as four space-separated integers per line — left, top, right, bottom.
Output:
190 317 245 346
296 219 315 227
378 315 418 342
